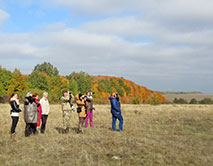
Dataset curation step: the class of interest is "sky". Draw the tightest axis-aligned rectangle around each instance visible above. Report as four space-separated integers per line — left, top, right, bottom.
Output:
0 0 213 94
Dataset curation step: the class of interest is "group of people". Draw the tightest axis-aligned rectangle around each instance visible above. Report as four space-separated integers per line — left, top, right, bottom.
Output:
60 90 96 134
9 92 50 138
9 90 124 138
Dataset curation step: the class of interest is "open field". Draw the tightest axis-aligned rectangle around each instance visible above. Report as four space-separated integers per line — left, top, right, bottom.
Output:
0 104 212 166
163 93 213 102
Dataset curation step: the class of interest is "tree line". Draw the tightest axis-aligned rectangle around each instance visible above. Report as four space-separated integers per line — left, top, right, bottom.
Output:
173 98 213 104
0 62 167 104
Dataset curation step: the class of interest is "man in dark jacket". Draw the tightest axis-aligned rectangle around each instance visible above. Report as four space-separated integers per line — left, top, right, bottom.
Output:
109 93 123 131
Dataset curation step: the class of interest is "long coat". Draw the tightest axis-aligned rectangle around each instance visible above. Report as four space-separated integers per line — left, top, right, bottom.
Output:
24 97 38 123
75 94 87 118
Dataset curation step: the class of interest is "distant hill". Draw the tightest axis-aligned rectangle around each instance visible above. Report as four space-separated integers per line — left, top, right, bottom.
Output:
90 75 168 104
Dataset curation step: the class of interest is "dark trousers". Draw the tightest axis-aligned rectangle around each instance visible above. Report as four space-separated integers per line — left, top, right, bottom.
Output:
25 123 37 137
78 117 85 132
11 116 19 134
41 115 48 133
112 114 123 131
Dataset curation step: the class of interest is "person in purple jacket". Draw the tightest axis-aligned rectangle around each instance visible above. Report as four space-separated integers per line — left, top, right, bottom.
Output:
108 92 123 131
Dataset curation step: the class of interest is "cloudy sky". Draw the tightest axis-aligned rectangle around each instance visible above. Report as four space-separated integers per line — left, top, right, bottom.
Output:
0 0 213 93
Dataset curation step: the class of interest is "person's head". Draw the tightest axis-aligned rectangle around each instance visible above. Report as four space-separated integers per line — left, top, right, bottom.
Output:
9 93 18 103
87 90 94 96
63 90 68 97
33 93 39 99
43 92 48 98
111 92 117 98
26 92 32 97
10 93 18 99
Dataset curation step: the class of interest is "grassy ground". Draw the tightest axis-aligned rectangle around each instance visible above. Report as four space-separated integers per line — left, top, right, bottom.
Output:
0 104 212 166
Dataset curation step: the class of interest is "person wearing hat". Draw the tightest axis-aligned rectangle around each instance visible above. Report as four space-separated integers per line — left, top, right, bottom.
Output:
109 92 123 131
60 90 74 133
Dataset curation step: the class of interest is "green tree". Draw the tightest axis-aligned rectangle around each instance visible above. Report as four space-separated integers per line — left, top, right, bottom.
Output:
0 66 12 97
118 79 131 94
33 62 59 76
0 81 5 97
189 98 198 104
173 98 188 104
68 79 79 95
28 71 49 91
98 80 113 94
199 98 213 104
7 69 27 95
67 71 93 94
110 78 124 96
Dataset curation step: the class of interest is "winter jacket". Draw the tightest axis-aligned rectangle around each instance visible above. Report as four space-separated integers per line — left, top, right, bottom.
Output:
75 94 87 118
109 97 121 117
10 98 22 117
24 96 38 123
40 97 50 115
61 94 74 111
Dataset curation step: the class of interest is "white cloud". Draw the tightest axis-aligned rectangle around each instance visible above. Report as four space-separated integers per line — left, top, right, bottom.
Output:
0 9 9 28
1 0 213 93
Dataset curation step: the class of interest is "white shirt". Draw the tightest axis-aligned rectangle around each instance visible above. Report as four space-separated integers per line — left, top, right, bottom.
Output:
40 97 50 115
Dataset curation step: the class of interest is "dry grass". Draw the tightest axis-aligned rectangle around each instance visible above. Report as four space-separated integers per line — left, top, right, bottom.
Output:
163 93 213 102
0 104 212 166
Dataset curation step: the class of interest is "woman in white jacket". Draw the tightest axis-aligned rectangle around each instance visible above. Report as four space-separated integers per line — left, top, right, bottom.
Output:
40 92 50 133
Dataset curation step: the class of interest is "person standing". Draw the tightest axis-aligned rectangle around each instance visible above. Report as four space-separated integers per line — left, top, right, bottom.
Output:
39 92 50 134
33 93 42 134
75 94 87 133
109 92 123 131
24 92 38 137
9 93 22 139
60 90 74 133
85 91 95 128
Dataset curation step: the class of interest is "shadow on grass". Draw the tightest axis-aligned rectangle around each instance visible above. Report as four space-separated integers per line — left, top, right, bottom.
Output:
71 127 79 133
55 127 81 134
55 127 67 134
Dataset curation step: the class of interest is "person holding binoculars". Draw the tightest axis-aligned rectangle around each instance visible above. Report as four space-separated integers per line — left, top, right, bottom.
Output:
60 90 75 133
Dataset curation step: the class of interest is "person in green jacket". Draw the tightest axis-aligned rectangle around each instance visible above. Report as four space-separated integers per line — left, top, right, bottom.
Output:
60 90 75 133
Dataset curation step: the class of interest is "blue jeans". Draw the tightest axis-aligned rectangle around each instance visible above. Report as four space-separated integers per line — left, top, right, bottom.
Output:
112 114 123 131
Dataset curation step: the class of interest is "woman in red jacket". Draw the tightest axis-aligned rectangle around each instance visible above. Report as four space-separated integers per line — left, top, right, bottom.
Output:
33 93 42 134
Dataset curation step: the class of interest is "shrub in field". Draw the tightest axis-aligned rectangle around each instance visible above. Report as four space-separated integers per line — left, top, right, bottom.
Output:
173 98 188 104
199 98 213 104
189 98 198 104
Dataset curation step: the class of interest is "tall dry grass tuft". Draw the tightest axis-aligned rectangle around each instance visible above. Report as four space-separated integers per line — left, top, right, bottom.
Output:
0 104 212 166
